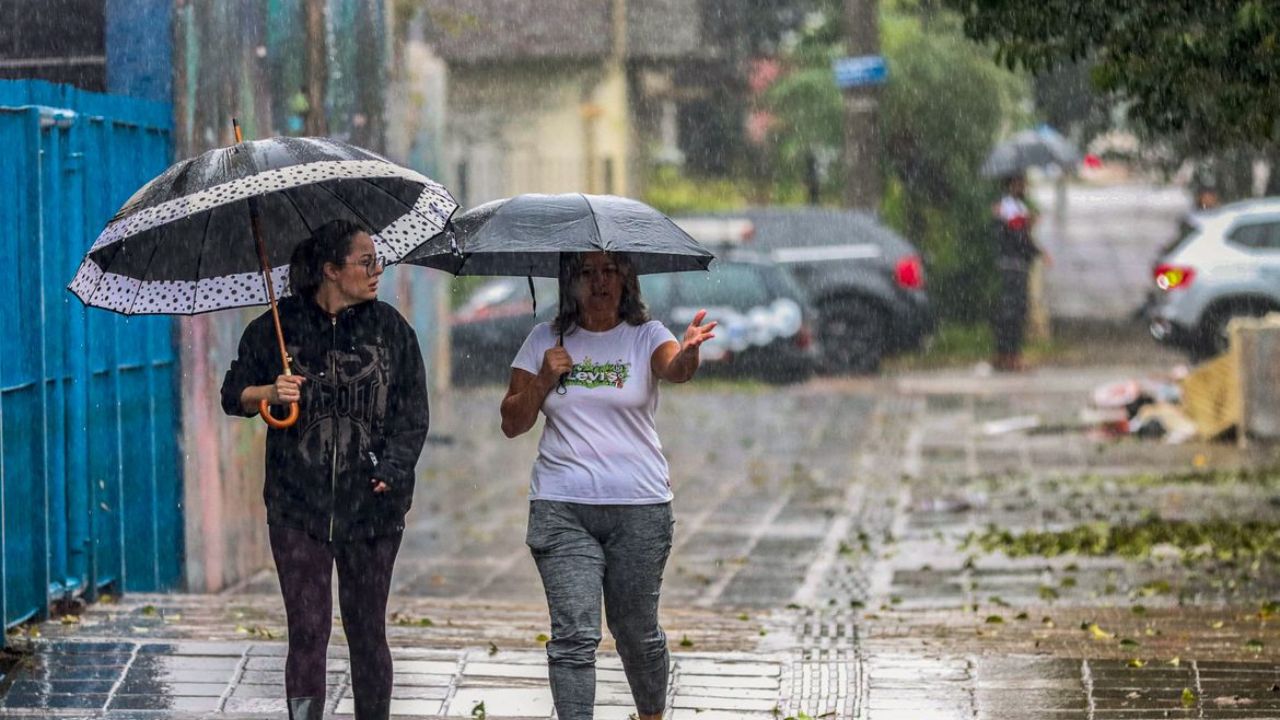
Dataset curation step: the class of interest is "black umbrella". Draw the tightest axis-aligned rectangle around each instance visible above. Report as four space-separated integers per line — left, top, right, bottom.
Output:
403 193 714 277
69 122 457 428
404 193 714 391
981 125 1081 178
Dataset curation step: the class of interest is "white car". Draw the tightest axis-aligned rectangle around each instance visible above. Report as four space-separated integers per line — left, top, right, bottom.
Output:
1148 198 1280 359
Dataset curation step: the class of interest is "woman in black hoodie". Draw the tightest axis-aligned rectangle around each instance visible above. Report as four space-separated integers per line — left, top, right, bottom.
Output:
221 219 429 720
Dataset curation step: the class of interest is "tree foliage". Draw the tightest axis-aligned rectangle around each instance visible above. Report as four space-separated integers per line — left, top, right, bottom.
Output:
942 0 1280 152
762 1 1029 319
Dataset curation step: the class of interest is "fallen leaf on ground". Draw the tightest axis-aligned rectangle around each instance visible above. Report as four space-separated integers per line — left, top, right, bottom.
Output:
1087 623 1114 640
1181 688 1197 707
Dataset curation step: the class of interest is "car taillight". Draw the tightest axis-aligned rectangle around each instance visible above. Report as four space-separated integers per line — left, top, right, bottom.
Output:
794 323 813 350
895 255 924 290
1154 264 1195 291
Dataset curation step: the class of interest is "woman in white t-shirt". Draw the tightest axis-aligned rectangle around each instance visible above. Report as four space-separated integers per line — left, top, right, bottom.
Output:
500 251 716 720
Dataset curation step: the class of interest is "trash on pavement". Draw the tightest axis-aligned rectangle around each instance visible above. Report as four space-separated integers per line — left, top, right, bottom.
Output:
1085 368 1207 444
1093 380 1142 410
1180 352 1241 440
1129 402 1200 444
981 415 1042 436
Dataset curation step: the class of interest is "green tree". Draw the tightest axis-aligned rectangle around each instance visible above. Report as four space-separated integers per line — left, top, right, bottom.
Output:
880 10 1028 317
941 0 1280 153
764 1 1029 319
1033 60 1112 149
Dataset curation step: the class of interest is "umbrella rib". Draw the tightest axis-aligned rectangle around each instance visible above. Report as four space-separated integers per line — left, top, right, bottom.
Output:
77 247 112 306
121 215 180 316
312 180 383 237
186 204 219 314
279 187 318 238
353 175 418 214
579 193 605 252
349 175 454 243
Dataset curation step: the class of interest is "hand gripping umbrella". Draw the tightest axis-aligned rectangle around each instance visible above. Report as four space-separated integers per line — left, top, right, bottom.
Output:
69 121 457 428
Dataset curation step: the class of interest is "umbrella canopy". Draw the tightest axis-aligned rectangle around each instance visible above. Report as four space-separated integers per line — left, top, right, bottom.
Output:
980 126 1081 179
68 130 455 429
403 193 713 278
69 135 457 315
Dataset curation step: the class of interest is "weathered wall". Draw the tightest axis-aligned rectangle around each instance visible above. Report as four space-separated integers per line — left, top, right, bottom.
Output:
172 0 399 592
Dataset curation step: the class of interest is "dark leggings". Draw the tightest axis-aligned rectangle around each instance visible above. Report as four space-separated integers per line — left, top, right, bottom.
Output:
268 524 402 718
995 264 1030 356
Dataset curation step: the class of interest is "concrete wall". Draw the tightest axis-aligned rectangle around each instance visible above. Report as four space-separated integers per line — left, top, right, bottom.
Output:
443 60 634 207
1234 315 1280 443
385 23 452 390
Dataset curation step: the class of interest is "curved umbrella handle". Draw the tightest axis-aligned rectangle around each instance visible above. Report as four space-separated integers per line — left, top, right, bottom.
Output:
259 399 300 430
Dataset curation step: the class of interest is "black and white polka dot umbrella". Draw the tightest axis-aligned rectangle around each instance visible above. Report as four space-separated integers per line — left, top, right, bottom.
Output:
69 134 457 315
68 128 456 430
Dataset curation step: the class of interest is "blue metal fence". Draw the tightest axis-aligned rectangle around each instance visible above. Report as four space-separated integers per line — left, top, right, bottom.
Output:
0 80 182 636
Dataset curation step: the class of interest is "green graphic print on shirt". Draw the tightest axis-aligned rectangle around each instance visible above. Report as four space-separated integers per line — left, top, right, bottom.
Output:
564 357 630 389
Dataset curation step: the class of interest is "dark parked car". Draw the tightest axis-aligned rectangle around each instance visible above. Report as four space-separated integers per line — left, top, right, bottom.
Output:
676 209 934 373
450 250 821 384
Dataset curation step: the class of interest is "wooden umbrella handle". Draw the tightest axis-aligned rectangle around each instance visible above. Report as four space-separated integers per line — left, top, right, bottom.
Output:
259 399 299 429
239 160 300 431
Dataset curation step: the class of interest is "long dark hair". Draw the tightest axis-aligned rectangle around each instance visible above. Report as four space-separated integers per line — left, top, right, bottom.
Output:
553 252 649 334
289 219 369 298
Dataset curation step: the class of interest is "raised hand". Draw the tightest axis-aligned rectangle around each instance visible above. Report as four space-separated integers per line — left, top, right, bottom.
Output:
681 309 717 353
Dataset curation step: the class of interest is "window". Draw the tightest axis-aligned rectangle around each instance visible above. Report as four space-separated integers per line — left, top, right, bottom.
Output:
1228 221 1280 250
677 263 771 310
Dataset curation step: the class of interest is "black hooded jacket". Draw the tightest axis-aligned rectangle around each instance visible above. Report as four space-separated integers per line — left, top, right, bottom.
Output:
221 295 429 541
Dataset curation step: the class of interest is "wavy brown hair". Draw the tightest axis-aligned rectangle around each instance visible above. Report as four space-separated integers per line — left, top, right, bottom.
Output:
553 252 650 334
289 219 369 299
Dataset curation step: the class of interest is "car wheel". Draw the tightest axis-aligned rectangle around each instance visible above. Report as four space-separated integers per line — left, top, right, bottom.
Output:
1193 302 1274 362
818 297 885 374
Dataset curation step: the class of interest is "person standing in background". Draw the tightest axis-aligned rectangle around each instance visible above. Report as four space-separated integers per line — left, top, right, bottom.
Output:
991 173 1048 372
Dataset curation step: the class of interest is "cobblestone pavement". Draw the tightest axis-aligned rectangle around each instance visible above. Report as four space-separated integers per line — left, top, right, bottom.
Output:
5 360 1280 718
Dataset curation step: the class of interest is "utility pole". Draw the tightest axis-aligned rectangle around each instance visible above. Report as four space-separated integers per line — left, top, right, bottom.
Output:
304 0 328 136
839 0 882 210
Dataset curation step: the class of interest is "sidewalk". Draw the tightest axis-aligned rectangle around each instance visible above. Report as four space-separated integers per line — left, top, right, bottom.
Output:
3 363 1279 718
1 592 847 719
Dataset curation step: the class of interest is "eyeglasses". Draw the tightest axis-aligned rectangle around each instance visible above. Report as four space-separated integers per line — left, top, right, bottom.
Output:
339 255 386 277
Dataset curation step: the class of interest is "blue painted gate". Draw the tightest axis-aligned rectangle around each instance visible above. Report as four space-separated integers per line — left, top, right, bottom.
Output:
0 80 182 635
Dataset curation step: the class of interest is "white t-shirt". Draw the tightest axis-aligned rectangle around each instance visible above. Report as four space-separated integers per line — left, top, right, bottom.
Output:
512 320 679 504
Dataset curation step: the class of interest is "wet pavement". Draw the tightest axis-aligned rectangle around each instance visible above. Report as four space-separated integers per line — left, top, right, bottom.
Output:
5 356 1280 718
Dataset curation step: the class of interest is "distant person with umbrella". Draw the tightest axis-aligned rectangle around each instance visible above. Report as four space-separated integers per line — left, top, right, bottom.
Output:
221 220 429 720
981 127 1076 372
991 172 1048 371
500 254 714 720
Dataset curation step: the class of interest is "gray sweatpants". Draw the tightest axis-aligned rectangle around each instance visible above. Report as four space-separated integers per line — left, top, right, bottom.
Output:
525 500 675 720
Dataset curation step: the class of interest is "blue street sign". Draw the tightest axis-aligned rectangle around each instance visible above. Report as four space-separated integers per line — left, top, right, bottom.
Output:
833 55 888 88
